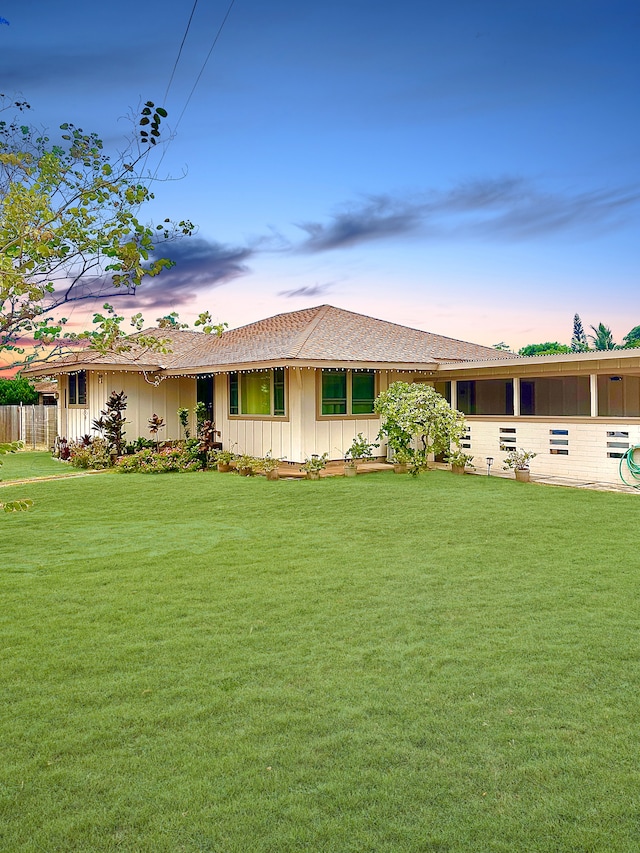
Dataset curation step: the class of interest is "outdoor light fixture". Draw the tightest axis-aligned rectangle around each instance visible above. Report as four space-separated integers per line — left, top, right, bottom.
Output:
486 456 494 476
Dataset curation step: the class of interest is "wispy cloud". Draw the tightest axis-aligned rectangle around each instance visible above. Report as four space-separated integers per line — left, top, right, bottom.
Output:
295 178 640 252
278 282 334 298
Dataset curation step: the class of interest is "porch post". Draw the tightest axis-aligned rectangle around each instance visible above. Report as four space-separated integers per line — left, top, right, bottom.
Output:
512 377 520 417
590 373 598 417
450 379 457 410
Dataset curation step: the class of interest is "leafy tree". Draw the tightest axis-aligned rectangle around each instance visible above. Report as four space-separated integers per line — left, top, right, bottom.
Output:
92 390 127 457
0 376 38 404
589 323 617 351
0 95 195 366
374 381 465 473
518 342 571 356
571 314 589 352
622 325 640 348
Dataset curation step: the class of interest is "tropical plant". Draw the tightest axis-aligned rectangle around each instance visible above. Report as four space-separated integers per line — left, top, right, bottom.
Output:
116 445 204 474
300 453 329 474
571 314 589 352
69 436 112 470
92 390 127 457
214 448 236 465
257 451 281 473
374 381 466 473
446 449 475 469
177 407 190 439
148 413 165 450
503 448 537 471
194 402 208 436
589 323 617 351
236 453 257 475
345 433 379 464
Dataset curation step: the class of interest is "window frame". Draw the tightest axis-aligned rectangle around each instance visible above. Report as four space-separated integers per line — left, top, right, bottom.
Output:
68 371 87 407
228 368 288 420
317 369 378 419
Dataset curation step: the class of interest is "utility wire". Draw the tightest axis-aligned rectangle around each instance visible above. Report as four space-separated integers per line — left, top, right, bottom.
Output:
175 0 237 132
151 0 237 181
163 0 200 103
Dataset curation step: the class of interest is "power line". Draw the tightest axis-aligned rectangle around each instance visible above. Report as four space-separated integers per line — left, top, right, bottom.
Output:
163 0 200 104
151 0 237 181
173 0 237 132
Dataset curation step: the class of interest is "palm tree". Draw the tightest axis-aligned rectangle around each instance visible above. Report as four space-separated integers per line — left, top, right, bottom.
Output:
588 323 616 351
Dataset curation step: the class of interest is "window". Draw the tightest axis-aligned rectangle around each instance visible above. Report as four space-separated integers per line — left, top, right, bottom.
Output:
457 379 513 416
68 371 87 406
228 368 285 417
320 369 376 416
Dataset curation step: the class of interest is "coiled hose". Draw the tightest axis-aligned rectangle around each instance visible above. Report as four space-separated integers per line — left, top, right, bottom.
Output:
619 445 640 489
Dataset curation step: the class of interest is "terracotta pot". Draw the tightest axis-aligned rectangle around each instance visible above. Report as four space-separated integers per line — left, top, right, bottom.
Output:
306 471 321 480
451 464 465 475
344 463 358 477
265 469 279 481
393 463 408 474
515 468 530 482
217 462 231 473
238 466 253 477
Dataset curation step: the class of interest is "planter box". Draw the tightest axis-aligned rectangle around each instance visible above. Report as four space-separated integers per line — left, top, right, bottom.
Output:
393 463 408 474
344 464 358 477
217 462 231 473
451 464 465 475
515 469 531 482
265 469 279 481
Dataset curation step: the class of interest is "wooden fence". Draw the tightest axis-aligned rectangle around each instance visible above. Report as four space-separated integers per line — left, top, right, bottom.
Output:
0 405 58 450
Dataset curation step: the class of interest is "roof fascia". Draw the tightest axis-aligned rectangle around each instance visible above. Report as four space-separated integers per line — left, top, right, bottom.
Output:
164 358 441 376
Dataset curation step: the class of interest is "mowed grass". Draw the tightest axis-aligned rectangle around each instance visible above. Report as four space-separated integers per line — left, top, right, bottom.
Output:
0 450 80 482
1 467 639 852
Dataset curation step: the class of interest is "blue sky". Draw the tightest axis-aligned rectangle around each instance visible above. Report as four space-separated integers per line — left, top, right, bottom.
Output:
1 0 638 349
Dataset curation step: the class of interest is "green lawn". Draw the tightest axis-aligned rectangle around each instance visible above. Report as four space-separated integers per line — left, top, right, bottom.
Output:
0 450 80 482
1 465 639 852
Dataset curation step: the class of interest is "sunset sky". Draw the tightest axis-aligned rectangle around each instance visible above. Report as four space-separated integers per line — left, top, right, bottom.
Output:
1 0 638 352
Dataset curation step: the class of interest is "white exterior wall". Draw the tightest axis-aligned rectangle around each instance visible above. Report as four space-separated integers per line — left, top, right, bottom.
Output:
58 372 196 443
464 418 640 485
217 367 387 462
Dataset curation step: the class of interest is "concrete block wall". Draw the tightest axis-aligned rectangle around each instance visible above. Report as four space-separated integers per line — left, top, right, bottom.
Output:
464 419 640 484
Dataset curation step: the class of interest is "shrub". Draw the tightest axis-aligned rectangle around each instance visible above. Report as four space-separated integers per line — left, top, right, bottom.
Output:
115 443 205 474
69 436 112 469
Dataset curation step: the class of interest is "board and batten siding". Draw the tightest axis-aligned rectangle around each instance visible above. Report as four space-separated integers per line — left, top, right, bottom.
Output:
58 372 196 443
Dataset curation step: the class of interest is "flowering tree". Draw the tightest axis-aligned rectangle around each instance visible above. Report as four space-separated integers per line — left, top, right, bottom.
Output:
374 381 466 472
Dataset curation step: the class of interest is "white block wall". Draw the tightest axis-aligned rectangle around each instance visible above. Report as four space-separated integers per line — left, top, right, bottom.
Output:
464 419 640 484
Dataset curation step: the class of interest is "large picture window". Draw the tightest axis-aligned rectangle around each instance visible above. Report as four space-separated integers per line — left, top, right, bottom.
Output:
229 368 285 417
68 371 87 406
320 369 376 416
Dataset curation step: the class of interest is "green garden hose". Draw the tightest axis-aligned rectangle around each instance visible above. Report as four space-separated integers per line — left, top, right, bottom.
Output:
619 445 640 489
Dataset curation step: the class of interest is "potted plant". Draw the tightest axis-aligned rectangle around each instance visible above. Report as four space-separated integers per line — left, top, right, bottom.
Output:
236 453 256 477
300 453 328 480
446 448 475 475
503 448 537 482
344 433 379 476
257 451 282 481
214 449 236 473
391 447 412 474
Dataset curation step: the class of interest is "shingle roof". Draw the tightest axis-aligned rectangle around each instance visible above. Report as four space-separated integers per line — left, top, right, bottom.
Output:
24 305 516 376
169 305 515 369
